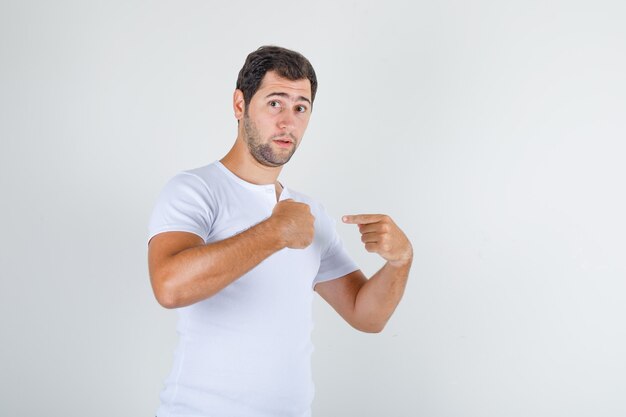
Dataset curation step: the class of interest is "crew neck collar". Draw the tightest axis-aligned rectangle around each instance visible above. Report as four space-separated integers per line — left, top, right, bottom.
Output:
215 160 286 194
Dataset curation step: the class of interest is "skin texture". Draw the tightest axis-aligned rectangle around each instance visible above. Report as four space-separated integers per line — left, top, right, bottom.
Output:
243 107 299 167
148 71 413 332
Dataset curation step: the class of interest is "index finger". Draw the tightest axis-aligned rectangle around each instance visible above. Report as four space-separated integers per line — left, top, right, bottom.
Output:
342 214 385 224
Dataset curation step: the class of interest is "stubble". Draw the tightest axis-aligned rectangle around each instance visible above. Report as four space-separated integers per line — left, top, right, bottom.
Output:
243 111 298 167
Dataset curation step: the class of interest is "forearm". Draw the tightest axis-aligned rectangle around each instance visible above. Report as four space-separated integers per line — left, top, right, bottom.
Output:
353 258 412 332
157 218 284 308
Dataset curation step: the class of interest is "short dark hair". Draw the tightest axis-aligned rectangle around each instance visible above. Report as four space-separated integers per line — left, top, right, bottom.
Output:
236 45 317 106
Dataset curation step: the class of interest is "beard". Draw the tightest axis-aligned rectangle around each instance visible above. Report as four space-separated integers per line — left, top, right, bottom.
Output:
243 111 298 167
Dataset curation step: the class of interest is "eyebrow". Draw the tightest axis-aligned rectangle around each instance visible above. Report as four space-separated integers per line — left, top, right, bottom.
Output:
264 92 311 105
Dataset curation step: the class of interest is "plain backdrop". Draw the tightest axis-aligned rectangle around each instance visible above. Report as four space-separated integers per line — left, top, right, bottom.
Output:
1 1 625 416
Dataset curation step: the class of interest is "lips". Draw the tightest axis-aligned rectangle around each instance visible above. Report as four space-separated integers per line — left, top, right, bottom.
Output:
273 139 293 148
273 136 294 148
273 137 292 144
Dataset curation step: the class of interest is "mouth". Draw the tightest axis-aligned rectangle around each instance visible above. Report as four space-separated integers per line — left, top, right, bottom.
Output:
273 138 294 148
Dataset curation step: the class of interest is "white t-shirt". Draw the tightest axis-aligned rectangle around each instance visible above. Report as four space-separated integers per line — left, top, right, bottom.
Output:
148 161 358 417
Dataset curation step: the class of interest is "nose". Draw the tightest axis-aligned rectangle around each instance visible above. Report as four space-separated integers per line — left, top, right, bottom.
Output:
277 111 296 131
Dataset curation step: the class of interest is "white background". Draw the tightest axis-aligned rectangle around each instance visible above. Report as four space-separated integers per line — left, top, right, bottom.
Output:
1 1 625 416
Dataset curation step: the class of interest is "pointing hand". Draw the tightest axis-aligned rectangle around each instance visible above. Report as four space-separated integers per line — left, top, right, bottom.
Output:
342 214 413 267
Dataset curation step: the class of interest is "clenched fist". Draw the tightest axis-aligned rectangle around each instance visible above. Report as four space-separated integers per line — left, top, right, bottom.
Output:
270 199 315 249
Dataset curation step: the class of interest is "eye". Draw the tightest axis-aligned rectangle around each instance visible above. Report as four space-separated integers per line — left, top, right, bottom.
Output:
295 105 307 113
269 100 281 108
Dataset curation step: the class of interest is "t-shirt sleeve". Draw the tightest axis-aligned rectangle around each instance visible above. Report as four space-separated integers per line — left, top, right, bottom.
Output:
147 172 214 245
313 206 359 288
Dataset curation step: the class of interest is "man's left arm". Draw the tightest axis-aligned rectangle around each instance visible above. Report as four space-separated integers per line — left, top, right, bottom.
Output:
314 214 413 333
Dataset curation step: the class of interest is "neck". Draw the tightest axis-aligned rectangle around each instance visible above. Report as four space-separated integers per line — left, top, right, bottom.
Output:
220 137 283 186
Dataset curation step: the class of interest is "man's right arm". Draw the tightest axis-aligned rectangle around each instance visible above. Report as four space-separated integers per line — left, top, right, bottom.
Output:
148 199 313 309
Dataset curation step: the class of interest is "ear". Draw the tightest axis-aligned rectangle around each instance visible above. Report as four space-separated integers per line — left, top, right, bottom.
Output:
233 89 245 121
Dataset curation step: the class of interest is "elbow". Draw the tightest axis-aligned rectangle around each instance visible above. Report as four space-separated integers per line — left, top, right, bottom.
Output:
154 287 179 309
362 325 385 334
156 292 179 309
151 270 220 309
151 273 182 309
353 320 386 334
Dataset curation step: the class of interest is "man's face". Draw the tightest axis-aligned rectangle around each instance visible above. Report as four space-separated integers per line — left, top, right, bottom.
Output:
242 71 312 167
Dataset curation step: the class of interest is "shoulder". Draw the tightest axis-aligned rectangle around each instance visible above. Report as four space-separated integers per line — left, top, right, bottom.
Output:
179 161 222 189
153 163 225 216
161 162 224 197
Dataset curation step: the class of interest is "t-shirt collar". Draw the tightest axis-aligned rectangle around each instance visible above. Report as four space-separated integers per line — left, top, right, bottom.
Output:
215 160 289 200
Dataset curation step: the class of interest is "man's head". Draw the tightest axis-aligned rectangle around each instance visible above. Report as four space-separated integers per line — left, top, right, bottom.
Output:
236 45 317 107
234 46 317 168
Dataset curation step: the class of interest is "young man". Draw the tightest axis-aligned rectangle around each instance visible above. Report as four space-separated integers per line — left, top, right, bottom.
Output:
148 45 412 417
